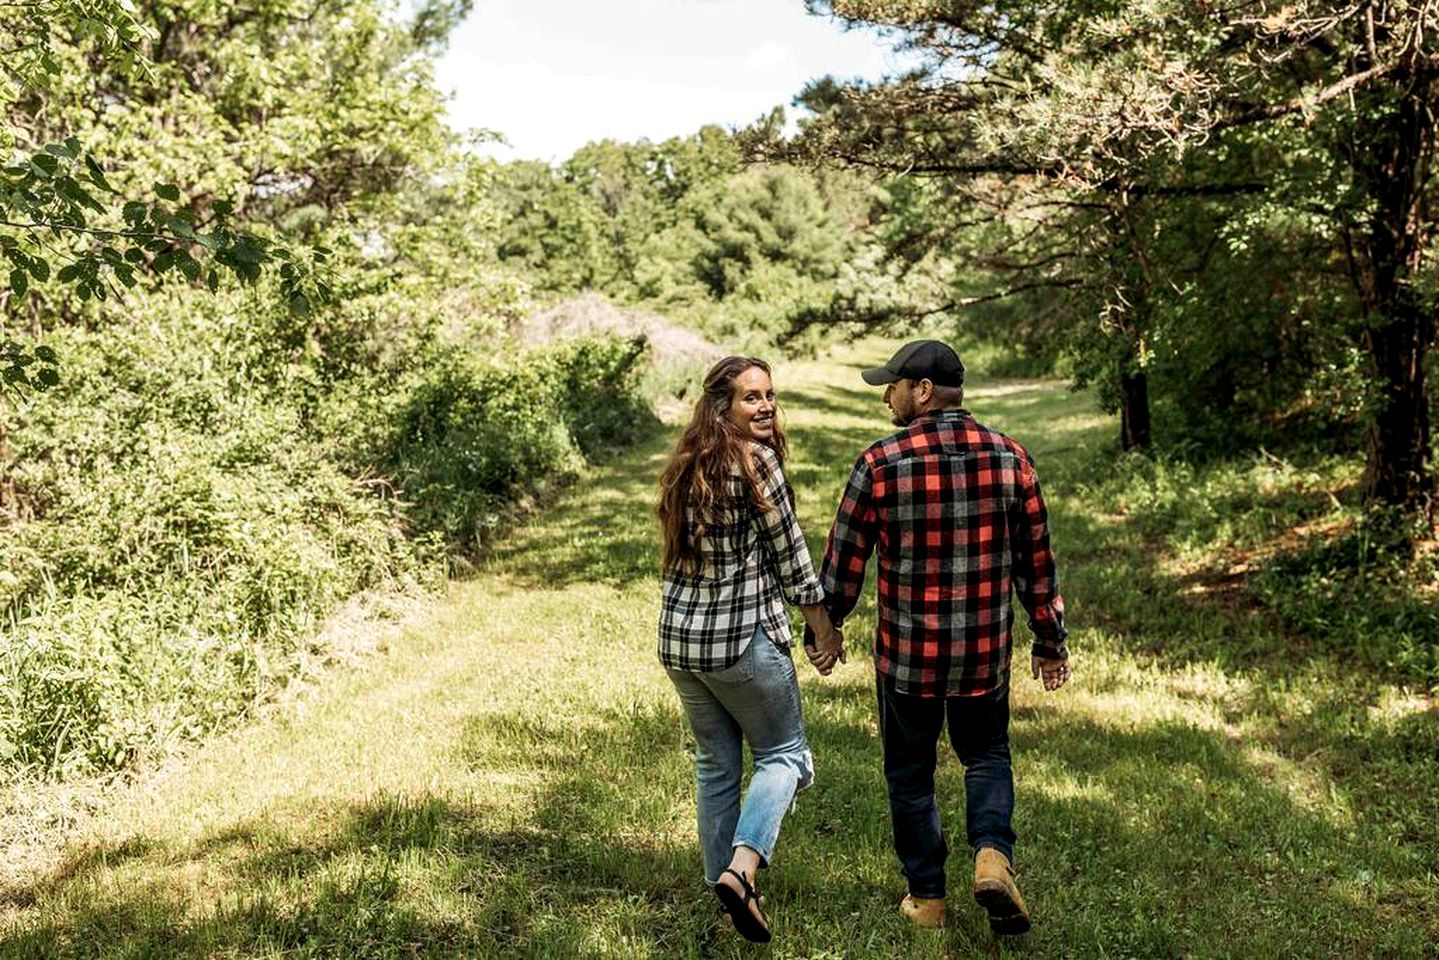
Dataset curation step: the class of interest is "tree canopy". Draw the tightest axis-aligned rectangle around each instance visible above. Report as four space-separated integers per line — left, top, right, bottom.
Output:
789 0 1437 527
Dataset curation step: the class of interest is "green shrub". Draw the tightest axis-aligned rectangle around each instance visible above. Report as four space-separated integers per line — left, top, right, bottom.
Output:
548 335 654 457
0 292 656 776
339 334 657 555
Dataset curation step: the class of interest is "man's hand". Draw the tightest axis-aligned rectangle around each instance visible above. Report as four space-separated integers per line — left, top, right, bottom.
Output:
1031 654 1071 692
806 625 846 676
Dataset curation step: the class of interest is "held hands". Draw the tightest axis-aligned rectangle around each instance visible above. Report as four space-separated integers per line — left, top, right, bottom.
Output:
1031 654 1071 692
803 622 846 676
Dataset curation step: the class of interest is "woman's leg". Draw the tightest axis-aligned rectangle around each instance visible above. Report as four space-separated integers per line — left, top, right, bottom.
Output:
702 627 813 872
668 663 746 885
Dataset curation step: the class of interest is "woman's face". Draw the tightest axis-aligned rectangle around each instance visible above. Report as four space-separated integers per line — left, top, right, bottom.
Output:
727 366 776 441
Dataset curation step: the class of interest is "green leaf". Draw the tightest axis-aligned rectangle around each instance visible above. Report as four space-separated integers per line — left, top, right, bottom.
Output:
152 249 175 273
36 367 60 388
29 154 58 178
84 155 115 193
155 182 180 202
27 257 49 281
212 199 234 217
207 268 219 293
56 263 81 282
60 177 106 214
288 293 311 317
231 241 266 264
33 345 57 363
8 269 26 297
178 254 201 281
122 201 148 224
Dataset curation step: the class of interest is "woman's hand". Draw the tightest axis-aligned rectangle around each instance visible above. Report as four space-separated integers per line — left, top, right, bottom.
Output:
799 604 845 675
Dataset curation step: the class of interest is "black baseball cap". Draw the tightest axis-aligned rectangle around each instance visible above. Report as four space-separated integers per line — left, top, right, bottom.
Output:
860 340 966 387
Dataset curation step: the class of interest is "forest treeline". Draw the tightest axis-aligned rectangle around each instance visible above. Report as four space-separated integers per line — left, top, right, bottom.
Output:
1 1 1435 778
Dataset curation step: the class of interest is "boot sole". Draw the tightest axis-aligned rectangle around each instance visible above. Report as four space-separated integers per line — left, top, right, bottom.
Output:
973 882 1031 935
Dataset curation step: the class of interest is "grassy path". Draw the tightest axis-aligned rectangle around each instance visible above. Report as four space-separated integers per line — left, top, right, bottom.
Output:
2 345 1435 958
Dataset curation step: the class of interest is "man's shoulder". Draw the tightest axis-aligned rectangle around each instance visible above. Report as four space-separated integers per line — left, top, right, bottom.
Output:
963 416 1033 462
857 428 911 467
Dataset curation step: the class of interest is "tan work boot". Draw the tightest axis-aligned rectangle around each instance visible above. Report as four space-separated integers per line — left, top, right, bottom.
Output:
899 892 946 928
972 848 1031 935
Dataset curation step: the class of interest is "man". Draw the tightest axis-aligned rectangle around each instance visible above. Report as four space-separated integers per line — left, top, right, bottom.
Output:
806 339 1070 935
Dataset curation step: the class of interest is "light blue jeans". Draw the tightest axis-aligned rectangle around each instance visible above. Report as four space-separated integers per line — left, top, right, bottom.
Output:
667 624 814 885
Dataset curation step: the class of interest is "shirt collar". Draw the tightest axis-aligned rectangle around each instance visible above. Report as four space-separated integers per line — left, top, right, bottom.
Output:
913 407 970 425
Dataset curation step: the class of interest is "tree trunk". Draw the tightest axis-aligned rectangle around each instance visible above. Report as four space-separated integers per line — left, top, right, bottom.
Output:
1352 73 1436 526
1112 189 1154 453
1362 305 1434 521
1120 365 1151 451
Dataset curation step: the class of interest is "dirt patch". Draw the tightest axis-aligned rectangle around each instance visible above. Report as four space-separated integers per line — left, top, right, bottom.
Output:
512 291 722 370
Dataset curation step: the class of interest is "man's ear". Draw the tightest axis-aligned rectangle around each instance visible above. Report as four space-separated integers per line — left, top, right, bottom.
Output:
915 378 936 408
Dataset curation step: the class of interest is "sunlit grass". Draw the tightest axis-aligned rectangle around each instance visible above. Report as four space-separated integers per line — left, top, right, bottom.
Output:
1 341 1434 957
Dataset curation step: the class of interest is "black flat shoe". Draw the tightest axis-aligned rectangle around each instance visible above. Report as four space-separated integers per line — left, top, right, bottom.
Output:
714 867 772 944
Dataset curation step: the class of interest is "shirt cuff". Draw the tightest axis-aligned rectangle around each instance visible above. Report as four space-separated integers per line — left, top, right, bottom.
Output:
1031 637 1069 660
789 582 825 607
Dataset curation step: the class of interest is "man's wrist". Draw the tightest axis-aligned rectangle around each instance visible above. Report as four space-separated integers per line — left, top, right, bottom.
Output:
1031 640 1068 660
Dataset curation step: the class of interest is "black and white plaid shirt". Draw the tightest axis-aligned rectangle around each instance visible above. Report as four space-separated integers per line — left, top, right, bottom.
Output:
659 442 825 672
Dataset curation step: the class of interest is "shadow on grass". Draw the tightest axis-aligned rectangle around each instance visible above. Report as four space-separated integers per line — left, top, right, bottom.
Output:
8 666 1428 958
1 702 715 958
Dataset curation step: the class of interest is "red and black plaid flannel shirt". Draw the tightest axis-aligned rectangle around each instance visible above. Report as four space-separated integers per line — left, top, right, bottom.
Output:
820 408 1067 697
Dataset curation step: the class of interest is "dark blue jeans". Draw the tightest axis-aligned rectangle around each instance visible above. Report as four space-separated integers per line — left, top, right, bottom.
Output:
877 677 1016 899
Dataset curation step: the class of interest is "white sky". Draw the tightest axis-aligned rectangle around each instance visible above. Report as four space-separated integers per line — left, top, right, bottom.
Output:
433 0 916 164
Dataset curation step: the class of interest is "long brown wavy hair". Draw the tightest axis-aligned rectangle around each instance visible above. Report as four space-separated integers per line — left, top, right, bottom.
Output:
657 356 789 576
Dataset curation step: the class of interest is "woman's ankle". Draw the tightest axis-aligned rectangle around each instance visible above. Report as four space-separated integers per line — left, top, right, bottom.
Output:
727 846 762 882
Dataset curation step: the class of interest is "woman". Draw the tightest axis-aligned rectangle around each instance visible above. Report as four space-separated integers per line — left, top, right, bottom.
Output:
656 355 842 944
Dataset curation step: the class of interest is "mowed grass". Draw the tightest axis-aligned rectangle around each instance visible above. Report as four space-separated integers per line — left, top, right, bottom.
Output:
2 344 1436 958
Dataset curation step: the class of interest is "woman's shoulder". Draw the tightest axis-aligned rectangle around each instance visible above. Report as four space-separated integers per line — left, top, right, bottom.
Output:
746 440 781 466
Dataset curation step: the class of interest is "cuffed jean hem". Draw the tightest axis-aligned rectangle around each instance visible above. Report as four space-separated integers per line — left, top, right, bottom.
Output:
731 745 814 868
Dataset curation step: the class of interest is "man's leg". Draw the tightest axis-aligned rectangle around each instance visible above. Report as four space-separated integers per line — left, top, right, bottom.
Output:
947 682 1028 934
877 678 949 900
945 682 1016 860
